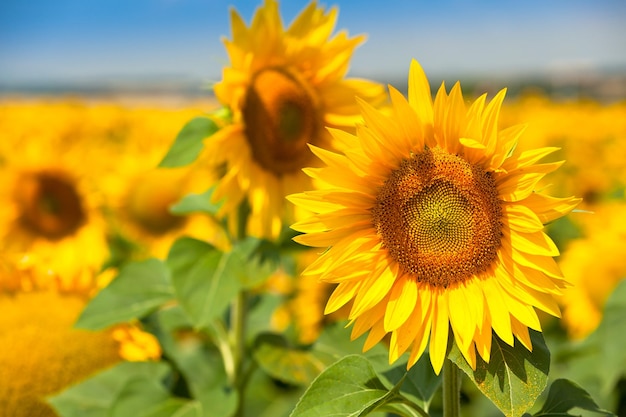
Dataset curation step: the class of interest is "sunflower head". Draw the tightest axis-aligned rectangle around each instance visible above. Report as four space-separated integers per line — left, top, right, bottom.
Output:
206 0 386 239
290 59 580 374
0 262 161 417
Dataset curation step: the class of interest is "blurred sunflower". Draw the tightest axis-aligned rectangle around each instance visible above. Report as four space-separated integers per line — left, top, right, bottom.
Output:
206 0 386 239
263 250 349 344
0 127 109 290
559 202 626 339
0 257 160 417
289 60 580 374
82 104 230 260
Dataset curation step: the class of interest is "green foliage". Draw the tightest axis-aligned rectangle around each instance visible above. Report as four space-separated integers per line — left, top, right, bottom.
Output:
75 258 173 330
449 330 550 417
530 379 614 417
289 355 397 417
109 378 202 417
383 355 442 410
553 280 626 407
252 333 335 386
167 236 274 330
157 306 238 417
159 116 219 168
47 362 175 417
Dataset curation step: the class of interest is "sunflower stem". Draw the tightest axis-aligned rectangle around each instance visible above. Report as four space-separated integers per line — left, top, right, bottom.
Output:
442 359 462 417
231 201 249 417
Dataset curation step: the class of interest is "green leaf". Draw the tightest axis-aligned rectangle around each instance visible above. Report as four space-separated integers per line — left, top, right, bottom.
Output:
110 378 202 417
253 333 335 386
156 307 238 417
532 379 614 416
75 259 173 330
159 117 218 168
47 361 171 417
449 330 550 417
167 237 274 329
170 187 222 216
167 237 243 328
290 355 392 417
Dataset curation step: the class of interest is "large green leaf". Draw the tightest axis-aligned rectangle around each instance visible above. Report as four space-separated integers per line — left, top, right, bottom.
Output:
449 330 550 417
75 259 173 330
169 187 222 216
159 117 219 168
110 378 202 417
531 379 614 417
253 333 336 386
47 361 171 417
157 306 238 417
290 355 393 417
167 237 274 329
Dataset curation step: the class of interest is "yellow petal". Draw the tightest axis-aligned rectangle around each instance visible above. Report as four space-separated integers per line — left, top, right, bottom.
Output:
408 59 434 130
429 293 450 375
384 276 418 332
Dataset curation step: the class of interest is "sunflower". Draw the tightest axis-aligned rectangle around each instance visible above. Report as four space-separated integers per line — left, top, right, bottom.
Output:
0 257 161 417
0 109 110 290
289 60 580 374
89 104 229 259
559 202 626 339
206 0 386 239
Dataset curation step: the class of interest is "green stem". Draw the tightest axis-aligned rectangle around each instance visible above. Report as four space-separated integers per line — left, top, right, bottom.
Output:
231 201 249 417
442 359 462 417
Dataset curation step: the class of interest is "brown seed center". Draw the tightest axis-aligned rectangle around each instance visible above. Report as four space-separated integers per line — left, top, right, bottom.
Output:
372 147 503 287
242 68 319 175
15 170 86 240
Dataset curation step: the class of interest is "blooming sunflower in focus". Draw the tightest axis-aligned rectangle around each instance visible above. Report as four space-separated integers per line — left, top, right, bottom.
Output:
0 258 160 417
207 0 386 239
289 60 581 373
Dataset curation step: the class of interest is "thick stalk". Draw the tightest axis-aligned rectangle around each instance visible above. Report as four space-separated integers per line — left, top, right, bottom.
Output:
231 202 249 416
442 359 462 417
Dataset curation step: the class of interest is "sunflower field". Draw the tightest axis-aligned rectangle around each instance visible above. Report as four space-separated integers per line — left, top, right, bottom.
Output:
2 1 626 417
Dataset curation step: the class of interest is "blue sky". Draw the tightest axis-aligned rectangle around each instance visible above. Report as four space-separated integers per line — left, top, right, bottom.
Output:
1 0 625 86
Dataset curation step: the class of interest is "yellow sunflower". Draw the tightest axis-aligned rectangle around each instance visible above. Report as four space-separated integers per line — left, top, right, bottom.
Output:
0 257 161 417
0 113 110 290
289 60 580 374
206 0 386 239
86 104 229 259
559 202 626 339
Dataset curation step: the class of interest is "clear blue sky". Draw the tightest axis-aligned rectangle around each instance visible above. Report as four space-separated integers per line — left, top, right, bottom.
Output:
1 0 625 86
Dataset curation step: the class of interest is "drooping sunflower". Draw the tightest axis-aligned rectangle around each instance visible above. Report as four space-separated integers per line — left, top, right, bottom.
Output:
99 105 230 259
206 0 386 239
289 60 581 374
0 257 161 417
